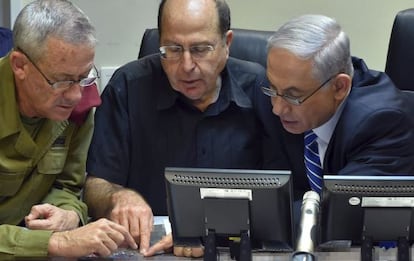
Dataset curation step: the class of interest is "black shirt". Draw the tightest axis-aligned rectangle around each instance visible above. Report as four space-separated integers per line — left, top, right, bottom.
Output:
87 54 290 215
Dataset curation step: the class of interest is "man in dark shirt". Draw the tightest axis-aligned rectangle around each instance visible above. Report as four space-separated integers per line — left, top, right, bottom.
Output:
84 0 289 257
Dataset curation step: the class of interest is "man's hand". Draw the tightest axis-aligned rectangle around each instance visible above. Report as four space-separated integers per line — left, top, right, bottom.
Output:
48 218 137 257
144 233 203 258
25 203 80 231
174 245 204 258
143 233 173 256
110 189 153 254
84 177 154 254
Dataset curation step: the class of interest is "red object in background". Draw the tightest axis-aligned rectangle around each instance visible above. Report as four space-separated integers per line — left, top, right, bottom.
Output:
69 83 101 125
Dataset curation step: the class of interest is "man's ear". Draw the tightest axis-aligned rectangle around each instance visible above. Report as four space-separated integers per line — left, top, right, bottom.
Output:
224 30 233 57
9 50 28 81
333 73 352 100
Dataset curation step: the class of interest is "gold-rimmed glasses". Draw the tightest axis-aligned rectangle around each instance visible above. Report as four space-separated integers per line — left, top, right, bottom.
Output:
159 44 216 61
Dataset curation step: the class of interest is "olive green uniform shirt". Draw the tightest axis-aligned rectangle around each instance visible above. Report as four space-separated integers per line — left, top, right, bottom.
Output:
0 55 94 257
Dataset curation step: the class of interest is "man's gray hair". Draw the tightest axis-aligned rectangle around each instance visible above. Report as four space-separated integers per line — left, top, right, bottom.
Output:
13 0 97 62
267 14 354 82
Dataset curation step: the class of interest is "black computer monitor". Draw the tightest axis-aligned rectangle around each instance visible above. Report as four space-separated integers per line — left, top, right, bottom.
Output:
319 175 414 259
165 167 294 260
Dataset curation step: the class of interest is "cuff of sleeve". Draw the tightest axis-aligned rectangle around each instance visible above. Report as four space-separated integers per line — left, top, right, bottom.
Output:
77 209 87 225
61 207 87 226
15 228 53 257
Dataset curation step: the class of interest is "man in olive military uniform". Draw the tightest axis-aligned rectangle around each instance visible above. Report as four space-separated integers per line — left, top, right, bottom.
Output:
0 0 137 258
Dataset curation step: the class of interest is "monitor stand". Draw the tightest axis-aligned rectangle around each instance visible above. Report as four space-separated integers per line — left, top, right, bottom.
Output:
229 230 251 261
361 207 412 261
397 237 410 261
203 197 252 261
204 230 252 261
360 235 374 261
361 236 410 261
204 230 218 261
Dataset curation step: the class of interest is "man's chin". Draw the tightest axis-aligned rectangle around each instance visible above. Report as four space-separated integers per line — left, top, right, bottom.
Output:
281 121 303 134
182 89 203 100
48 112 72 122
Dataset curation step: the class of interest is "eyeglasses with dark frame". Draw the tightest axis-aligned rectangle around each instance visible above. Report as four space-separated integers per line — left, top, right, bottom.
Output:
159 44 216 61
261 74 338 105
17 47 100 90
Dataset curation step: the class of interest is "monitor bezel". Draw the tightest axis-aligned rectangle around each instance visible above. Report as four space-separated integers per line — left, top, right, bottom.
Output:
164 167 295 252
319 175 414 248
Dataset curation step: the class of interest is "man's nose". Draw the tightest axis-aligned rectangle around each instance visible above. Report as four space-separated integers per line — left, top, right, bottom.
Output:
271 96 290 116
180 50 196 72
63 83 83 104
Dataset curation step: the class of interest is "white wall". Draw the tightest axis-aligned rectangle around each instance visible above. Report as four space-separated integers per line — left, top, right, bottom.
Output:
226 1 414 71
0 0 11 27
2 1 413 80
70 0 413 76
70 0 160 70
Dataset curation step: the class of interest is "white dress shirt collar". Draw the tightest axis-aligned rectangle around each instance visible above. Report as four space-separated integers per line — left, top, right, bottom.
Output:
312 90 350 166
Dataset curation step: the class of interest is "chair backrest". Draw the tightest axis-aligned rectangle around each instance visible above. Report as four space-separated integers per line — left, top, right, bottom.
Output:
0 27 13 57
385 8 414 91
401 90 414 116
138 28 274 68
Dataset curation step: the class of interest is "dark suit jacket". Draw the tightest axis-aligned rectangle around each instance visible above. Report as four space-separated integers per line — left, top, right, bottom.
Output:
324 57 414 176
281 57 414 199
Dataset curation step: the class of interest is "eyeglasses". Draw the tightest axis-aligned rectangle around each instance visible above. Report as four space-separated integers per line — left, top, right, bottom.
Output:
159 44 215 61
261 75 337 105
17 47 99 90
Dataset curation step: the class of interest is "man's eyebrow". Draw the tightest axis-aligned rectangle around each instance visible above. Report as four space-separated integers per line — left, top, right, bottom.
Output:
269 83 303 94
161 40 213 46
54 66 93 81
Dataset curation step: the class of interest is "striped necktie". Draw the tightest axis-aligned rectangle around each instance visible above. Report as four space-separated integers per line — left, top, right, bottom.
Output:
304 130 323 194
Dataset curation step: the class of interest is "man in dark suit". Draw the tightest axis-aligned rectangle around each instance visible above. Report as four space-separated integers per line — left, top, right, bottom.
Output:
263 14 414 195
